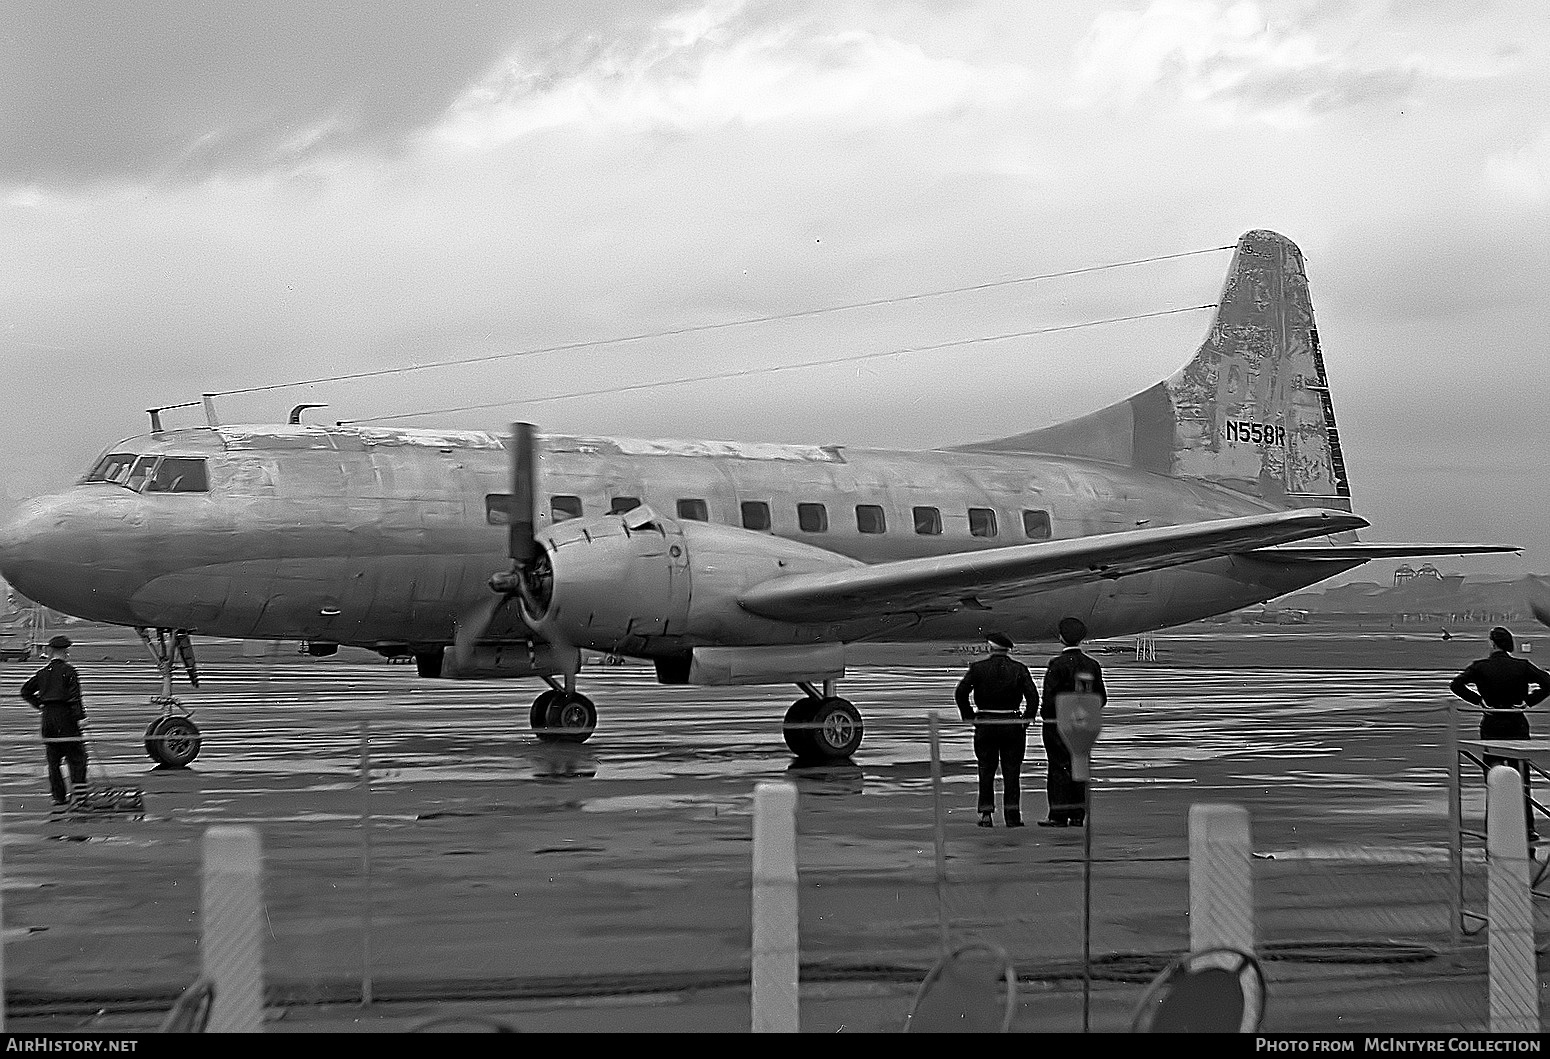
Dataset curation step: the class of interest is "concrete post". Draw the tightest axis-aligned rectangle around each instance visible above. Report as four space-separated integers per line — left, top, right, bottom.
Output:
1486 765 1539 1033
202 825 264 1033
1 796 6 1032
751 781 799 1032
1188 803 1254 954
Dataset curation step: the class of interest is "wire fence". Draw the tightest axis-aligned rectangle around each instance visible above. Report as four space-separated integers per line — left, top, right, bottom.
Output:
0 663 1540 1033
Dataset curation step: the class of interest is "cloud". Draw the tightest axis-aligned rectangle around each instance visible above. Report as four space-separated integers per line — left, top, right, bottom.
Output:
1068 0 1496 126
0 0 583 187
431 0 1030 148
1483 127 1550 202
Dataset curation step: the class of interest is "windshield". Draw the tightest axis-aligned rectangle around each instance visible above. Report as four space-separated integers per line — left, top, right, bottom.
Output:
83 452 139 485
80 452 210 493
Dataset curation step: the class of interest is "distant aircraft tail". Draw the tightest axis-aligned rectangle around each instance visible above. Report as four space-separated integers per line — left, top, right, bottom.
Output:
957 229 1352 512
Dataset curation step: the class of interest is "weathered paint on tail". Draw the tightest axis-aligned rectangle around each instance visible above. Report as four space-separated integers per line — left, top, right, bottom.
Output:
957 230 1351 511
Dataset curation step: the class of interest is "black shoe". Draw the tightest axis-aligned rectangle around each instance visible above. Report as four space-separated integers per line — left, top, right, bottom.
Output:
1530 832 1541 843
1069 819 1085 828
977 813 993 828
1036 819 1067 828
1006 819 1025 828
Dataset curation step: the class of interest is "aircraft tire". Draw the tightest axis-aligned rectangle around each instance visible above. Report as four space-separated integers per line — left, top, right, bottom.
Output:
530 690 563 740
543 693 597 744
808 698 864 762
783 697 821 757
143 717 168 761
149 716 202 768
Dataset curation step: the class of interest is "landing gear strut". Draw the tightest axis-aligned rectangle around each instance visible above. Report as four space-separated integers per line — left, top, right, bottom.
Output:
136 627 203 768
783 680 864 762
530 675 596 744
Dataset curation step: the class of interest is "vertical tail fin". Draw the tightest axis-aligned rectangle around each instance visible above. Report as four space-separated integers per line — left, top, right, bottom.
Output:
958 230 1352 510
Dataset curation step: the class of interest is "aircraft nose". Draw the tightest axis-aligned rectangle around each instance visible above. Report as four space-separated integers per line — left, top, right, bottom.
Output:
0 493 146 623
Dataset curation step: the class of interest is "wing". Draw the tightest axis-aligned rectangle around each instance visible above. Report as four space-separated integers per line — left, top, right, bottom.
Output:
738 507 1367 623
1246 543 1518 562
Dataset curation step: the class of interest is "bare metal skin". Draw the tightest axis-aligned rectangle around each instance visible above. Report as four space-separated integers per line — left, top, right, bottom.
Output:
0 231 1512 754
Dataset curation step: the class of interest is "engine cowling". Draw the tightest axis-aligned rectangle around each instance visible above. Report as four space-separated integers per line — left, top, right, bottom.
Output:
520 506 862 654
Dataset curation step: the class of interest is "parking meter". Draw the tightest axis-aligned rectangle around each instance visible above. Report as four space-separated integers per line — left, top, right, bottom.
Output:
1056 674 1105 781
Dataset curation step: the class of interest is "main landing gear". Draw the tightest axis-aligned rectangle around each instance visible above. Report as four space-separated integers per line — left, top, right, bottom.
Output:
529 674 597 744
782 681 864 763
136 627 203 768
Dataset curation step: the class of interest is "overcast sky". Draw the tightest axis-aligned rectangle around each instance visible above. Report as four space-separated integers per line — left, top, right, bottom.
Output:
3 0 1546 586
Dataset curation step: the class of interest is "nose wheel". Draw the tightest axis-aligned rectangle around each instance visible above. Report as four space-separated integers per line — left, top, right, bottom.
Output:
144 700 202 768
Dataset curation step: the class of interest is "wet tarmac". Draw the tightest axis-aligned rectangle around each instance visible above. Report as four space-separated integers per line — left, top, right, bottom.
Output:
0 656 1535 1032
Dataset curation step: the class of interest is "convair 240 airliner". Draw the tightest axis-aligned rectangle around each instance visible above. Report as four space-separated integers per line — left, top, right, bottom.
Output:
0 231 1514 767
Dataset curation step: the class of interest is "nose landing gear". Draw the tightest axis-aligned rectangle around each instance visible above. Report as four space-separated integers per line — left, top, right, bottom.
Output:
136 628 203 768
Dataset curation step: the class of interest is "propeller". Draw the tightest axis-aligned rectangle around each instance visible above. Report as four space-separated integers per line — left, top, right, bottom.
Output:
1529 575 1550 629
453 423 579 682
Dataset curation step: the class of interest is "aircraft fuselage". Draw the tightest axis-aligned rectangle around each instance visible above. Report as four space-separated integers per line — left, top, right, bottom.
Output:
0 424 1359 653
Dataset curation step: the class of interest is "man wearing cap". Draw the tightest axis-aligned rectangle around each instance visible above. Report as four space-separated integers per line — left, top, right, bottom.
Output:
955 632 1039 828
1040 617 1107 827
20 634 90 807
1450 626 1550 842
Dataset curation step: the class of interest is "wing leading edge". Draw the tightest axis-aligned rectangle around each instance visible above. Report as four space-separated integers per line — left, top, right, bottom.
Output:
737 508 1368 623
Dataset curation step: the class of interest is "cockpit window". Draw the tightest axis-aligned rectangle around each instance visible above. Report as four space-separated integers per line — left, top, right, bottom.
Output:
124 455 159 491
144 457 209 493
84 453 138 485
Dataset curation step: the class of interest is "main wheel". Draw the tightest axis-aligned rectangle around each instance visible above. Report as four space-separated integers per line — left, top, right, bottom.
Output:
149 716 202 768
808 698 864 762
530 690 563 738
542 693 597 744
783 697 822 757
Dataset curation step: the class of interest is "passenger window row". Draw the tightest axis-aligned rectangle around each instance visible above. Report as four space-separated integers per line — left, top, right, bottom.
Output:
488 494 1053 541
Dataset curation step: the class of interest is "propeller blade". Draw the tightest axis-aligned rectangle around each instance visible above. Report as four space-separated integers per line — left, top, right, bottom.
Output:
453 594 507 673
510 422 537 565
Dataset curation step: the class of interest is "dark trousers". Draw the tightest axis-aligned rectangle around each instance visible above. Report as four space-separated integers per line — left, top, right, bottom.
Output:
41 709 87 803
973 716 1026 821
1481 712 1535 838
1042 723 1086 824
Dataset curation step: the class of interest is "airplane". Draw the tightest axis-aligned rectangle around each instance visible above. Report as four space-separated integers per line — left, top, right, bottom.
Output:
0 229 1516 769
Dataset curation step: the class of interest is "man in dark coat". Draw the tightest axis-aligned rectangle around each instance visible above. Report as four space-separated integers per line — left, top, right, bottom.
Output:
20 634 90 807
1450 626 1550 842
1040 617 1106 827
955 632 1039 828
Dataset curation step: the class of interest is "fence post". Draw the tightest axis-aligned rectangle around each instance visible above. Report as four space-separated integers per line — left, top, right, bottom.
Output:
360 721 374 1005
1 796 6 1032
751 781 799 1033
202 825 264 1032
1486 765 1538 1033
1188 804 1254 954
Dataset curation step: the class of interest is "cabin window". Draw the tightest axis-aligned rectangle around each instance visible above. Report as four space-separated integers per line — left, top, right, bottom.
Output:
550 495 583 522
855 504 886 534
83 452 138 485
797 503 828 533
609 496 641 514
913 506 942 535
1022 509 1052 540
485 494 516 525
144 457 209 493
677 498 709 522
741 501 772 531
968 508 997 538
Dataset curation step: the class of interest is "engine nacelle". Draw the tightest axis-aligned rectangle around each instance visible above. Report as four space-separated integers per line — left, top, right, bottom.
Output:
524 506 861 654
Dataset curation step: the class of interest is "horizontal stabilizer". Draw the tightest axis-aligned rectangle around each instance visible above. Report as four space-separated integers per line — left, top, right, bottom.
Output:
739 507 1366 624
1248 543 1519 563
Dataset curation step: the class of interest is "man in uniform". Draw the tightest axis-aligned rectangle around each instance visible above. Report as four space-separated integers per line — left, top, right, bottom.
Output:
20 634 90 807
1450 626 1550 842
955 632 1039 828
1040 617 1106 827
